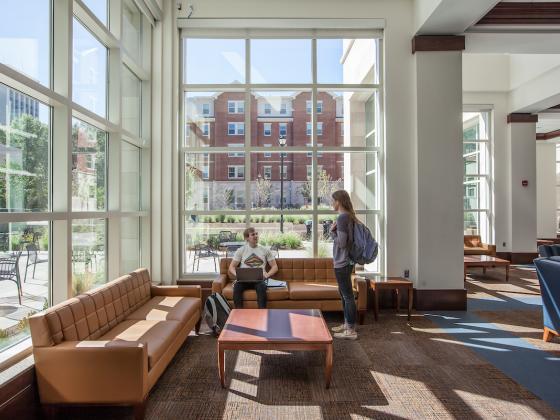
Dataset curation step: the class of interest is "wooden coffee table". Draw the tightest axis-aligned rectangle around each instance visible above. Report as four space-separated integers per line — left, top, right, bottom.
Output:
464 255 510 282
217 309 333 388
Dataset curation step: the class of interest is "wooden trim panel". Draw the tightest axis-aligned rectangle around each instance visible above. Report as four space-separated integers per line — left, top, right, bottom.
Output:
414 289 467 311
496 252 539 264
477 2 560 25
0 366 40 418
412 36 465 54
507 113 538 123
536 129 560 141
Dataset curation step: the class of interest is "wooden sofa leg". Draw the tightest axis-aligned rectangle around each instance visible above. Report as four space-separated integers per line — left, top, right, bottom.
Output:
133 400 146 420
195 317 202 334
358 310 366 325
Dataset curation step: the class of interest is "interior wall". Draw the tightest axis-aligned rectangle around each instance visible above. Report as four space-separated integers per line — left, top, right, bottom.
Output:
536 142 557 238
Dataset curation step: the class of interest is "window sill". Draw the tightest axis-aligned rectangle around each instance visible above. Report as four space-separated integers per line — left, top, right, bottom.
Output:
0 338 32 373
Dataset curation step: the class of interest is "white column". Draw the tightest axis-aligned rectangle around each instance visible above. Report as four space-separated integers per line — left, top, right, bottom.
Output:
536 142 556 239
415 48 464 292
507 115 537 253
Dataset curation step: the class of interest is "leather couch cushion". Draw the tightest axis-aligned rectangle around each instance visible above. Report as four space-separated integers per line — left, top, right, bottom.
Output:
289 282 356 300
464 247 490 255
100 319 181 369
126 296 200 323
464 235 481 247
222 283 289 301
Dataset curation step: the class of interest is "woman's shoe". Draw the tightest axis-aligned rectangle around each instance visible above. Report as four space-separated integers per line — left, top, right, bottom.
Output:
331 323 346 333
333 329 358 340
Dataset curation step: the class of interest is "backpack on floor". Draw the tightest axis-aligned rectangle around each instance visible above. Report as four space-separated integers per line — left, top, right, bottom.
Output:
349 221 379 265
204 292 231 336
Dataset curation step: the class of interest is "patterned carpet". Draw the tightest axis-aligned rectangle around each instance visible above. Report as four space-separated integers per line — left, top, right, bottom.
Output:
57 266 560 419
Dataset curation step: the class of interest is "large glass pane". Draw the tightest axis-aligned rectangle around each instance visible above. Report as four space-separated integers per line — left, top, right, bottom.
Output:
464 142 489 175
82 0 108 26
0 84 50 212
319 90 378 148
0 221 49 352
122 141 141 211
122 0 142 63
317 152 377 210
0 0 50 87
72 219 106 295
122 65 141 137
121 217 140 273
317 39 378 84
251 40 311 84
184 39 245 84
184 91 244 147
184 214 245 273
464 211 481 236
72 118 107 211
463 111 490 140
185 153 245 211
248 214 311 259
72 19 108 117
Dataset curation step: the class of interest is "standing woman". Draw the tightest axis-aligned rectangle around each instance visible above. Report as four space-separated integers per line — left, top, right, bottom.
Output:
330 190 358 340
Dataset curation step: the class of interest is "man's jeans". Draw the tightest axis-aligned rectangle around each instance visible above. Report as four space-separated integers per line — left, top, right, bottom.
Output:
334 264 356 328
233 280 267 308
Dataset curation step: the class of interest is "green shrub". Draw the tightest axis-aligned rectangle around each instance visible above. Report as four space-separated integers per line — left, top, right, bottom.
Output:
72 272 96 296
285 216 295 223
316 242 330 257
218 214 226 223
226 216 235 223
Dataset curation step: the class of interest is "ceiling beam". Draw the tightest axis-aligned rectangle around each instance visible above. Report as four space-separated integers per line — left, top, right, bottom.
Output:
477 2 560 25
537 129 560 140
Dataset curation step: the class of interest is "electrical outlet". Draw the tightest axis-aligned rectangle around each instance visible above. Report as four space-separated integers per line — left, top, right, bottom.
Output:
502 242 506 247
404 269 410 278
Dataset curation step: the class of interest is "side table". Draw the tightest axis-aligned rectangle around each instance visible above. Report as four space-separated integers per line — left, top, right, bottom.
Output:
368 277 413 321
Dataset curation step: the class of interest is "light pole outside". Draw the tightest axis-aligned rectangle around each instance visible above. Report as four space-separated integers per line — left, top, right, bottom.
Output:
278 135 287 233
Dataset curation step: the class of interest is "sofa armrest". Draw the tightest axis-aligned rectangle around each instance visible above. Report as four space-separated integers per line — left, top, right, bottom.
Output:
33 340 148 404
151 285 201 299
486 244 496 256
212 274 229 294
353 275 368 311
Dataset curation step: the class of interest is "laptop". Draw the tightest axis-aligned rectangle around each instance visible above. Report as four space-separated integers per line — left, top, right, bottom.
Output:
236 267 264 282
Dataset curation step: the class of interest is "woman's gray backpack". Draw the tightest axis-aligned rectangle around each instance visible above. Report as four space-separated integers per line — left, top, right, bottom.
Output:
204 293 231 336
349 221 379 265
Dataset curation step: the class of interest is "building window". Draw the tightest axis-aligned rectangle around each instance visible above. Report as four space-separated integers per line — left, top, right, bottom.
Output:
317 143 323 157
279 165 287 179
306 122 312 136
227 122 244 135
306 165 312 179
228 100 244 114
264 144 272 158
306 100 323 114
228 143 244 158
264 103 272 114
263 166 272 179
202 165 209 179
228 165 245 179
202 123 210 137
279 123 287 136
306 122 322 136
463 110 492 240
264 123 272 136
306 143 313 158
202 103 210 115
280 103 287 114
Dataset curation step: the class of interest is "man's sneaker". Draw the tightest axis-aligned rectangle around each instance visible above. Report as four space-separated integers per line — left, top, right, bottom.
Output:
331 323 346 333
333 329 358 340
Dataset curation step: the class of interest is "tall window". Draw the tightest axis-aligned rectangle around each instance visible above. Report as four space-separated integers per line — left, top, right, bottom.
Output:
556 145 560 231
463 110 492 240
182 36 383 275
0 2 151 357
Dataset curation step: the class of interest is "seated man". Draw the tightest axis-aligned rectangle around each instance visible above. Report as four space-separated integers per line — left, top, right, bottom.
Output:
228 227 278 308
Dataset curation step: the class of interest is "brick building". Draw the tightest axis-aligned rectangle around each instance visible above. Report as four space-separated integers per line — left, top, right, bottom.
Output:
186 91 344 209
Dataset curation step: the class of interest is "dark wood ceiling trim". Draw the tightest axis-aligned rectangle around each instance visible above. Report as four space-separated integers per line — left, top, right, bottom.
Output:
477 2 560 25
537 129 560 140
507 113 538 123
411 36 465 54
549 104 560 109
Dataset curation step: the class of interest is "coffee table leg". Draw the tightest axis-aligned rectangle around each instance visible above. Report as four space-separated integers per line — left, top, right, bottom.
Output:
506 265 509 282
408 287 413 321
325 343 333 389
374 290 379 321
218 343 225 388
396 289 400 313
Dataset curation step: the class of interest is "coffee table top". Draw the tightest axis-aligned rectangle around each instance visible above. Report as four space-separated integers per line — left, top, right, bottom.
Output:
218 309 332 344
464 255 510 265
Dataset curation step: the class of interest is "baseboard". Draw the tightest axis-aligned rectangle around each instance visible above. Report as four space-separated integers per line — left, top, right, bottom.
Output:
414 288 467 311
496 252 538 264
0 366 40 418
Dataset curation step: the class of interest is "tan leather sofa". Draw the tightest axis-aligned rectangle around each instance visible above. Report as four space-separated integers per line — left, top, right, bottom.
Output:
464 235 496 256
212 258 368 324
29 268 202 419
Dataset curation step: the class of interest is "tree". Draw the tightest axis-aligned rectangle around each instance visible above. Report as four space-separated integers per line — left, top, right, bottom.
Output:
254 175 272 207
298 170 343 207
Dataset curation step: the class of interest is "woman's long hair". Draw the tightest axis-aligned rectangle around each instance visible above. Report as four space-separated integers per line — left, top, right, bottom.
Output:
332 190 360 224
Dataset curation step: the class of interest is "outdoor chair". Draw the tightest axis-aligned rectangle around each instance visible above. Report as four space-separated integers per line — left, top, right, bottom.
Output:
24 243 48 282
219 230 236 242
270 244 280 258
225 245 242 258
192 243 220 272
0 251 23 305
